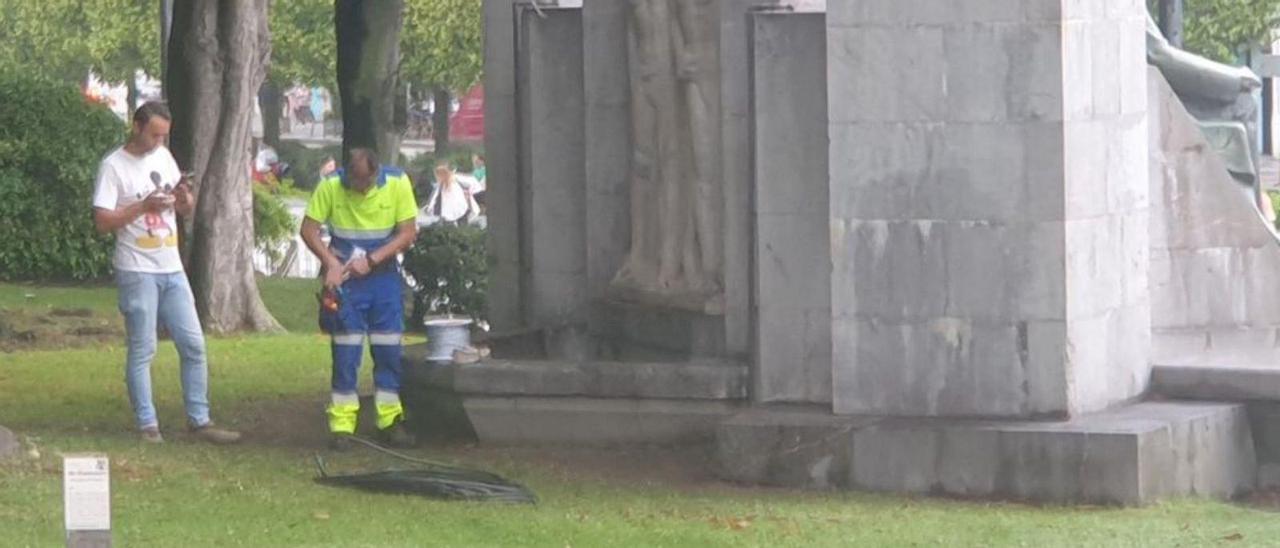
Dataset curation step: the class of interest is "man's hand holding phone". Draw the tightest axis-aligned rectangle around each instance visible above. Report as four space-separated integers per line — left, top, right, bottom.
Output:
142 191 176 213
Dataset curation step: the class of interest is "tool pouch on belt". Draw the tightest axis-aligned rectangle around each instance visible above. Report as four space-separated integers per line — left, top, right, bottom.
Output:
318 287 343 334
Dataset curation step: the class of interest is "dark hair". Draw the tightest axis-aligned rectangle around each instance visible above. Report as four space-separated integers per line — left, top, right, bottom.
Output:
133 101 171 127
346 147 379 173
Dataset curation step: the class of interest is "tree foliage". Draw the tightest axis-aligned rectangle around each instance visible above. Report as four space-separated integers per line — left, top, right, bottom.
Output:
0 0 158 85
0 1 93 83
265 0 482 94
401 0 484 93
269 0 336 88
1154 0 1280 64
84 0 161 84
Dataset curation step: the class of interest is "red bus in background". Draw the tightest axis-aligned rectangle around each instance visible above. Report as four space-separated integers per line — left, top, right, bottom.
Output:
449 85 484 144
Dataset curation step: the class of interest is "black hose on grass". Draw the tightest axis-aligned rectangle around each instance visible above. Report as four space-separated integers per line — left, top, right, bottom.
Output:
313 436 537 504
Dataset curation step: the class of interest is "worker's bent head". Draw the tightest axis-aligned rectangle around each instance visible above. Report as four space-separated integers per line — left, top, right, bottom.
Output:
346 148 379 191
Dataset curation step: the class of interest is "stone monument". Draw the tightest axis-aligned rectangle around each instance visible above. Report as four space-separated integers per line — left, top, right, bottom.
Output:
446 0 1280 505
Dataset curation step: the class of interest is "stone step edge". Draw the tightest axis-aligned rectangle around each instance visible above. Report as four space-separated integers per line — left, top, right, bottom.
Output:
1152 364 1280 401
406 359 749 400
716 401 1256 505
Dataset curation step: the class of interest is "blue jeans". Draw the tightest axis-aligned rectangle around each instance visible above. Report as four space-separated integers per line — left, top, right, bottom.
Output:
115 270 211 430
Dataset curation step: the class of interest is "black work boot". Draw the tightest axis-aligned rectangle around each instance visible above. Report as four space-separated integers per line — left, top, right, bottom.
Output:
378 419 416 448
329 433 353 452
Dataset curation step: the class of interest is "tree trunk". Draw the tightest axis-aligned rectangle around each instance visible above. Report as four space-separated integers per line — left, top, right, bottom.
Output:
126 75 139 118
335 0 405 165
160 0 173 92
432 87 450 156
260 80 282 148
166 0 281 333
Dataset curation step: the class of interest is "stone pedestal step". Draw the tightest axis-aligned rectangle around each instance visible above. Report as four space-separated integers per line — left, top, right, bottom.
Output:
409 358 748 401
1153 364 1280 401
462 397 742 445
400 358 747 445
716 402 1256 505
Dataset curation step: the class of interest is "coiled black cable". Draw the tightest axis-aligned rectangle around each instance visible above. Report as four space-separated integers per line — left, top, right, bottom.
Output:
313 436 537 504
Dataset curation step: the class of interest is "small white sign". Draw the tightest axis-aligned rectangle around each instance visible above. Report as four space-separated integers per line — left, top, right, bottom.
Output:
63 454 110 532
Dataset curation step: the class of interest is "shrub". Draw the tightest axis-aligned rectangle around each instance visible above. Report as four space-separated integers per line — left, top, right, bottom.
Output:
402 223 487 325
252 184 297 265
275 141 341 191
0 71 124 281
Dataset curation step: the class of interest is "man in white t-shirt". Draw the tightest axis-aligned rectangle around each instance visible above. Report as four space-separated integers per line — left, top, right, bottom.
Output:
91 102 241 445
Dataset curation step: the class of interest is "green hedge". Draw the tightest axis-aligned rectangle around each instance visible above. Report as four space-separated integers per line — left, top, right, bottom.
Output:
0 71 124 281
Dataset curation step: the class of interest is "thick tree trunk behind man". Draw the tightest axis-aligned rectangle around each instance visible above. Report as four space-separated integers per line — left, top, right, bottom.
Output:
166 0 281 333
335 0 406 165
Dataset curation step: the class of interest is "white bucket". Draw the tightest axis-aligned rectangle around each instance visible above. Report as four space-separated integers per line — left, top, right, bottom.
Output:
423 316 473 362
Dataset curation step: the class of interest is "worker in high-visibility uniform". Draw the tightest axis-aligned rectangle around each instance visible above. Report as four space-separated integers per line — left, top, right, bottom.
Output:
300 148 418 449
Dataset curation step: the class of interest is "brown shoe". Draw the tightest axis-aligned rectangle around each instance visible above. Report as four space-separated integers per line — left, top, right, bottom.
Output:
190 422 242 445
140 427 163 444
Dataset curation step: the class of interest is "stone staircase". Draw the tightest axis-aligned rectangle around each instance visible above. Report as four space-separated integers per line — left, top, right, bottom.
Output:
400 347 749 445
717 401 1257 505
1152 358 1280 488
401 351 1265 505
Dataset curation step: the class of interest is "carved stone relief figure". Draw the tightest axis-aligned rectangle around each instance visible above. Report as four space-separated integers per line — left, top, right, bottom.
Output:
613 0 723 312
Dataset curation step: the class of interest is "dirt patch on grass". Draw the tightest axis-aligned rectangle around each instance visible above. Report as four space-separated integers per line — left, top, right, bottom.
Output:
233 395 331 448
1238 489 1280 511
0 307 123 352
49 308 94 318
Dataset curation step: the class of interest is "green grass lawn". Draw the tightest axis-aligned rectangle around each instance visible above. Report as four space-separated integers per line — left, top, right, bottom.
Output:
4 283 1280 546
0 277 321 345
257 276 324 334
